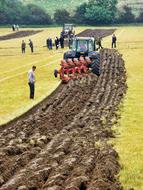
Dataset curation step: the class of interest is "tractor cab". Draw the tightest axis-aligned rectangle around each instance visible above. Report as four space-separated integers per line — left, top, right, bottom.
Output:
61 24 75 38
64 37 97 60
56 37 100 83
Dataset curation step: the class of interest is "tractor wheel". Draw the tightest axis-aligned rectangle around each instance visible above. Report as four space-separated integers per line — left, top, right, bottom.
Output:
63 52 69 60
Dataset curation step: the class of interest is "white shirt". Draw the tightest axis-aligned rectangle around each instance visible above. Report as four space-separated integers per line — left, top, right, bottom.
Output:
28 69 35 83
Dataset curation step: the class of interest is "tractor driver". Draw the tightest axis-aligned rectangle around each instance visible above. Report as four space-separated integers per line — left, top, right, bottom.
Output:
79 42 87 52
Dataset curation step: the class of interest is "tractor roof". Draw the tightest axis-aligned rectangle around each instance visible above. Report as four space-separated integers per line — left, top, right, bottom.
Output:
74 37 95 40
64 24 74 26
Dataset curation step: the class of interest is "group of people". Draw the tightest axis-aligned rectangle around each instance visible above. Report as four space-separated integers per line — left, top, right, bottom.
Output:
21 39 34 54
46 36 65 50
96 34 117 50
12 24 19 31
27 33 117 100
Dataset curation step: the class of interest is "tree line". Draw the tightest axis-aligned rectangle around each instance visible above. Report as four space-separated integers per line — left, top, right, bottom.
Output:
0 0 143 25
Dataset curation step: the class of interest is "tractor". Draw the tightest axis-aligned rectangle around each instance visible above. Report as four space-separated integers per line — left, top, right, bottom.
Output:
61 24 75 39
55 37 100 83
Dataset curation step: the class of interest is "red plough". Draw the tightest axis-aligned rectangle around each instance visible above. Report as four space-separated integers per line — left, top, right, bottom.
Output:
58 57 90 83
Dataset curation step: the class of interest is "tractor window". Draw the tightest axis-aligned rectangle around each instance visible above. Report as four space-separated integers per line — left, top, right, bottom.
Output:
64 25 72 30
65 26 70 30
71 39 76 50
89 40 94 51
77 40 88 52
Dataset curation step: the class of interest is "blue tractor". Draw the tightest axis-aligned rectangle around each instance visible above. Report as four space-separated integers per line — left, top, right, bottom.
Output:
63 37 100 76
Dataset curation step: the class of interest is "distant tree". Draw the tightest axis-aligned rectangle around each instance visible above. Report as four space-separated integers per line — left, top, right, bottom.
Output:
73 0 118 25
0 0 23 24
54 9 71 24
136 11 143 23
24 4 52 24
0 0 52 25
118 5 135 23
83 0 118 25
73 3 87 24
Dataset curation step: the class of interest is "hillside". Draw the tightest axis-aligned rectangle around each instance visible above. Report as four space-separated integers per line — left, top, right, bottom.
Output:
22 0 88 15
22 0 143 16
118 0 143 15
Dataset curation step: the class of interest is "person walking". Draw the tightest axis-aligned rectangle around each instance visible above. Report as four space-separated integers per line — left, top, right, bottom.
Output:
112 34 117 48
21 40 26 54
28 66 36 99
55 37 59 50
29 39 34 53
96 37 103 50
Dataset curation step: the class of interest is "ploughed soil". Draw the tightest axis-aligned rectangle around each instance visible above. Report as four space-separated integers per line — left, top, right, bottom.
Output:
77 29 116 38
0 48 127 190
0 30 43 41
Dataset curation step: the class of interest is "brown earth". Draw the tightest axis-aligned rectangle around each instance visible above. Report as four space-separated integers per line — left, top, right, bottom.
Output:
0 48 127 190
0 30 43 41
77 29 116 38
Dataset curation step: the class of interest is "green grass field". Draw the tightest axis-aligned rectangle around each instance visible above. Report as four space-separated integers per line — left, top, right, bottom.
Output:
0 26 143 189
0 28 61 124
104 26 143 189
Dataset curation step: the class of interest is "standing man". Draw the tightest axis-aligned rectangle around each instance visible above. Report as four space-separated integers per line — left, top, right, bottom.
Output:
46 38 50 49
12 24 15 31
28 66 36 99
16 24 19 31
49 38 53 50
60 36 64 49
112 34 117 48
55 37 59 50
21 40 26 54
29 39 34 53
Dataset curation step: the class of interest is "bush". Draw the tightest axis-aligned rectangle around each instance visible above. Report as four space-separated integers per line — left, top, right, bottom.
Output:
54 9 72 24
0 0 52 25
23 4 52 25
136 12 143 23
117 5 135 23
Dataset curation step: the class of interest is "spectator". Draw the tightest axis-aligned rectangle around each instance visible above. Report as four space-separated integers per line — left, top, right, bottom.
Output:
54 69 58 78
60 36 64 49
29 39 34 53
46 38 50 49
28 66 36 99
47 38 53 50
21 40 26 54
96 37 103 50
12 24 15 31
49 38 53 50
112 34 117 48
55 37 59 50
16 24 19 31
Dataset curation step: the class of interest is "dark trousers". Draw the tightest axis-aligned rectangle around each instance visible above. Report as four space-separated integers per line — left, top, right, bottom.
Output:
97 43 103 50
22 48 25 54
28 82 35 99
112 42 116 48
30 47 34 53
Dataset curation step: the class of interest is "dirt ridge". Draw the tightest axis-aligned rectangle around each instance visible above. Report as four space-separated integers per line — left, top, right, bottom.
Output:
0 30 43 41
77 29 116 38
0 48 127 190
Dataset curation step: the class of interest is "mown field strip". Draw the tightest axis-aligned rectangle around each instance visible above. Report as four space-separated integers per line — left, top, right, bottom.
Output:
1 52 61 75
0 57 61 83
0 53 62 81
114 27 143 190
